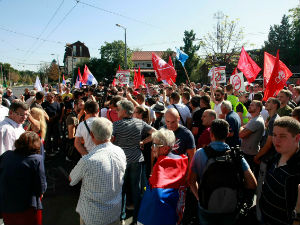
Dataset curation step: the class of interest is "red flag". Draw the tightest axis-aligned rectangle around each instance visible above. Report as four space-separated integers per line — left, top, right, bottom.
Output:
137 67 146 88
152 53 177 83
263 52 293 87
168 56 177 83
118 65 121 71
82 65 89 84
133 69 138 88
263 50 287 101
232 67 238 76
112 78 116 86
237 47 261 83
78 68 83 82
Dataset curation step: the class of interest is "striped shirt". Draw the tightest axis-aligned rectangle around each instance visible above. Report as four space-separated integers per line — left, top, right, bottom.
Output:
113 118 153 164
260 151 300 225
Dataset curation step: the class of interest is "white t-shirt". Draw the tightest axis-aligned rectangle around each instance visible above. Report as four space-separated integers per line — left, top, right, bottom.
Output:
214 101 223 118
75 117 97 152
0 105 9 122
167 103 191 125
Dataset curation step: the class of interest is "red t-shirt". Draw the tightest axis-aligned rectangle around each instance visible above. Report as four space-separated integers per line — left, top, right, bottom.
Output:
197 127 211 149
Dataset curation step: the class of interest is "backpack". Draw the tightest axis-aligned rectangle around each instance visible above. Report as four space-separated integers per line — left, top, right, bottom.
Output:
198 145 244 214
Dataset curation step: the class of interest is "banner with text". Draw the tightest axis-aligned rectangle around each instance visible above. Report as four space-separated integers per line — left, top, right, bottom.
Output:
115 70 130 85
210 66 226 88
230 72 245 92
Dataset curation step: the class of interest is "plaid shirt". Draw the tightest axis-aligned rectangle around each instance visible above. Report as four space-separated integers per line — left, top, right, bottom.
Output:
70 142 126 225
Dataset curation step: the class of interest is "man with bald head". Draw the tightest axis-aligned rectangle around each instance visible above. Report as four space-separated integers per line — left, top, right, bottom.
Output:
165 108 197 224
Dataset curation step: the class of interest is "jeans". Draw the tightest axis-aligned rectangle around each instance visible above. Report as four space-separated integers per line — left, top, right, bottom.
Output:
121 162 144 223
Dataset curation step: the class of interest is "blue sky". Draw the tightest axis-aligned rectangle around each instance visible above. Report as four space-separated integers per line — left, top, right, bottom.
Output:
0 0 299 71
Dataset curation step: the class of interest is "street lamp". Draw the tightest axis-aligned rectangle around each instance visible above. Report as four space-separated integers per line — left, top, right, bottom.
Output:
65 45 74 85
51 54 60 84
116 24 127 69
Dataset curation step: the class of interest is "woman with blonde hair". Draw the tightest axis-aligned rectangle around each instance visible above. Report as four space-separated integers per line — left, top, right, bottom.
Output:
27 107 47 158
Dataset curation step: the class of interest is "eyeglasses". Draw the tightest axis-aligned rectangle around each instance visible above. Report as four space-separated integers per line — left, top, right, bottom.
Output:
152 143 164 148
14 111 29 117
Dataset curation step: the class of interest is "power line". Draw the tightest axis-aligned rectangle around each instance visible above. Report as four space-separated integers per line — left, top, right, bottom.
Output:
23 0 65 58
25 1 79 61
0 25 65 45
77 0 159 28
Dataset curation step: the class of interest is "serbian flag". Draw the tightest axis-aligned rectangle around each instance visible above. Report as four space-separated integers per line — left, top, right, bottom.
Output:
264 52 293 87
152 53 177 83
62 74 66 85
138 153 188 225
75 68 83 88
263 50 287 101
82 65 98 86
237 47 261 83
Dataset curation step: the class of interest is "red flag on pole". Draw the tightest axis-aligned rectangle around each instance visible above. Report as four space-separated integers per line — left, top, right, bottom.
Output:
152 53 177 83
78 67 83 82
263 50 288 101
134 69 138 89
168 56 177 83
112 78 116 86
237 47 261 83
263 52 293 87
82 65 89 84
118 65 121 71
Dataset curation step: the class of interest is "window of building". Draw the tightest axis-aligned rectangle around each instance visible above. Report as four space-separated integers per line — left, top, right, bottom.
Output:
73 45 76 56
147 64 151 67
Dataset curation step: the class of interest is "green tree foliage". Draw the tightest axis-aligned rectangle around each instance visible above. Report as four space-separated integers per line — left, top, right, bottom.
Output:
47 60 60 82
76 41 133 82
176 30 201 84
264 15 293 65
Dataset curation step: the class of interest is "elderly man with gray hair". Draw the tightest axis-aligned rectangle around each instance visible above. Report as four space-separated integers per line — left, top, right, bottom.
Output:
112 100 156 225
221 100 241 148
70 117 126 225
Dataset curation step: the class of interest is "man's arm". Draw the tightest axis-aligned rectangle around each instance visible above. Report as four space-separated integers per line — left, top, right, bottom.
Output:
254 135 272 164
239 127 253 139
243 168 257 190
186 148 196 182
74 137 88 156
189 171 199 201
186 117 192 130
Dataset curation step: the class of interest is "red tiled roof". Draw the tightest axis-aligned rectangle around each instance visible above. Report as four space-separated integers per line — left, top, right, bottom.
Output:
132 51 174 61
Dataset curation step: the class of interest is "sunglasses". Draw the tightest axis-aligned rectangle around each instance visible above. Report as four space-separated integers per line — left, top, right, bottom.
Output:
152 143 164 148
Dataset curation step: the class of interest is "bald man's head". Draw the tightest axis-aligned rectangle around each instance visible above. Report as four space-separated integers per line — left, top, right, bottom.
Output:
165 108 180 131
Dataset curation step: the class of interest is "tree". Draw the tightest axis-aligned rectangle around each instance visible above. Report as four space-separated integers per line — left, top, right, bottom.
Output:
264 15 293 65
289 7 300 66
176 30 201 84
201 13 245 67
10 71 19 84
46 60 60 82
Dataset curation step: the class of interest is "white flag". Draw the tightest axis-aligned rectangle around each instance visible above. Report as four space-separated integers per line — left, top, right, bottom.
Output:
34 76 43 91
230 72 245 92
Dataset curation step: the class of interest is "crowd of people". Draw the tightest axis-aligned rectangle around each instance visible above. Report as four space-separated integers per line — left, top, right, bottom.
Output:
0 81 300 225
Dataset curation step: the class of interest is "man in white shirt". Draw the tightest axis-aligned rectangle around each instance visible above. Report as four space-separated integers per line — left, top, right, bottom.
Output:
70 117 126 225
167 92 192 129
75 100 99 155
0 101 29 155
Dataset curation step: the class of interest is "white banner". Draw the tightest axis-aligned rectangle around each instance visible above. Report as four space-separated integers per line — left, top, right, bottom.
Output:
115 70 130 85
210 66 226 88
230 72 245 92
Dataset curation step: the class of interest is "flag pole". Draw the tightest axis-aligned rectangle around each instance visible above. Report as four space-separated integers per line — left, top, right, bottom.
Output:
182 64 191 86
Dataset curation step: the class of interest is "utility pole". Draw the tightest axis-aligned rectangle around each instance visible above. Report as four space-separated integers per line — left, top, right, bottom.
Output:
213 11 224 62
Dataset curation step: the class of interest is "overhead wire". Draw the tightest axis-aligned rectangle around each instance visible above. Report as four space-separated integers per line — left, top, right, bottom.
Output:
23 0 65 57
76 0 159 28
26 1 79 60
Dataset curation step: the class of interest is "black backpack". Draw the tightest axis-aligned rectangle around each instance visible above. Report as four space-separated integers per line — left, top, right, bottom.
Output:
198 145 245 214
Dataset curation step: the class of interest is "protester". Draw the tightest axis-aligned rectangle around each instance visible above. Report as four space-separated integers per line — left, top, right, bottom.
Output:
211 87 225 118
137 128 188 225
0 101 29 155
74 100 99 155
277 89 293 117
112 100 156 225
259 117 300 225
189 119 257 225
0 132 47 225
197 109 216 148
3 88 17 104
70 117 126 225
